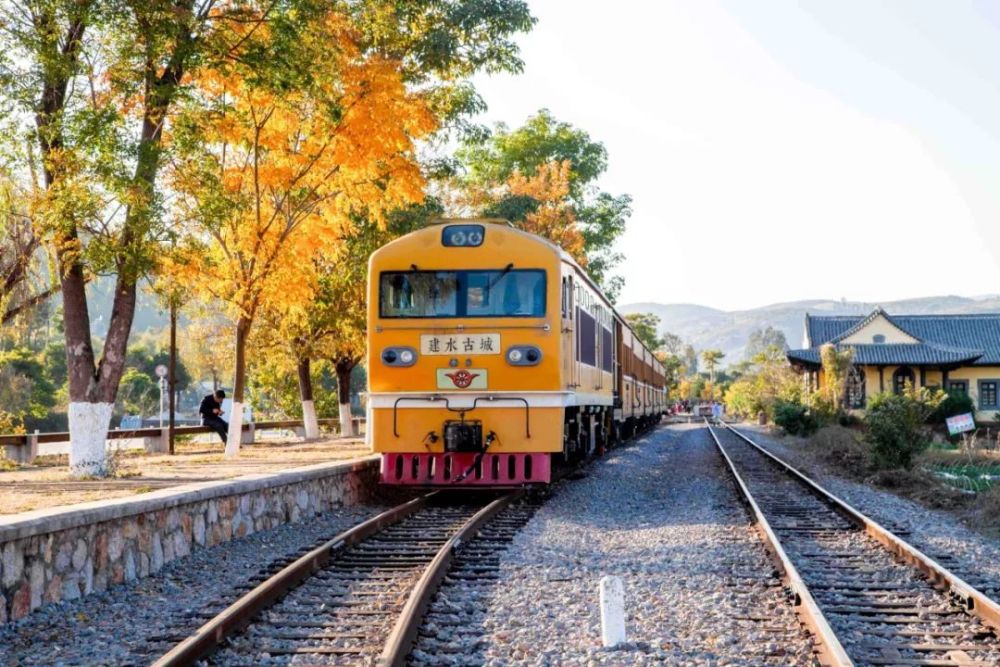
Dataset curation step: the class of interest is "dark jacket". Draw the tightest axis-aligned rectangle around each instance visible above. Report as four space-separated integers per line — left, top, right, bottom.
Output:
200 395 223 421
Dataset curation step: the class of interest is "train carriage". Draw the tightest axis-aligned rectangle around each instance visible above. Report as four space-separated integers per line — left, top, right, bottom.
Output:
368 220 666 487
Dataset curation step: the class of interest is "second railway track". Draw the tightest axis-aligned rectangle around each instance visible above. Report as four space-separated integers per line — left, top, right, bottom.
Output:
152 490 529 667
709 421 1000 667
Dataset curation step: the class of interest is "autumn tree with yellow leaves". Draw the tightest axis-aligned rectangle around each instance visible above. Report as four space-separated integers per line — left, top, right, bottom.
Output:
170 14 435 455
458 110 631 300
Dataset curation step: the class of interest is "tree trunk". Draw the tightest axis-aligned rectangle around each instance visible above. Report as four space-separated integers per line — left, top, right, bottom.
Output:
297 357 319 440
335 357 356 437
225 317 250 457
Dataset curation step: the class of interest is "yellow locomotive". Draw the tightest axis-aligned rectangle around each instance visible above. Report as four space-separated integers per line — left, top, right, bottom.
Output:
367 220 666 486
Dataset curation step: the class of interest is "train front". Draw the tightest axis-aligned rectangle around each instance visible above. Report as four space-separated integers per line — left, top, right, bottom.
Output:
367 221 563 487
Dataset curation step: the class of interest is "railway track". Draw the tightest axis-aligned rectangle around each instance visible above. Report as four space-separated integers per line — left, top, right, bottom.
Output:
708 420 1000 667
151 490 523 667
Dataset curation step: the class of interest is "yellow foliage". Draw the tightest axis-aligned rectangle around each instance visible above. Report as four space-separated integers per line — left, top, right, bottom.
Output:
170 10 434 328
507 160 586 265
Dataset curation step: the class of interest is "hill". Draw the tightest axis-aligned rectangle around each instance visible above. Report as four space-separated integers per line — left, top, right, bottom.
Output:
618 295 1000 365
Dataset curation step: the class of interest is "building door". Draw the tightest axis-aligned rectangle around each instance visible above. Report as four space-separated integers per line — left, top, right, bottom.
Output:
893 366 915 394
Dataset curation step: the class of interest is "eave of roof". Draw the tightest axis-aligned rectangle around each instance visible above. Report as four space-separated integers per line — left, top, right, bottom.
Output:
787 342 983 367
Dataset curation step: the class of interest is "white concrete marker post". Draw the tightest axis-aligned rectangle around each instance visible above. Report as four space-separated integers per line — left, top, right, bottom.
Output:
599 575 627 647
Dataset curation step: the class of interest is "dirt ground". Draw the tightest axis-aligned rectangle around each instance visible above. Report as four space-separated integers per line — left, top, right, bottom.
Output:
0 436 371 517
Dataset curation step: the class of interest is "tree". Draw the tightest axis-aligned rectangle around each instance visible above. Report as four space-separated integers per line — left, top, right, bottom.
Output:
457 110 631 299
1 0 307 476
745 326 788 359
724 345 802 420
701 349 725 385
170 12 436 456
0 347 58 432
680 345 699 376
624 312 663 351
815 343 854 416
661 332 683 357
0 173 58 326
179 316 233 392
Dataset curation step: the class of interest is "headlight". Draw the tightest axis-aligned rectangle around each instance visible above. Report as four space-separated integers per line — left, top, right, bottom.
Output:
381 347 417 367
506 345 541 366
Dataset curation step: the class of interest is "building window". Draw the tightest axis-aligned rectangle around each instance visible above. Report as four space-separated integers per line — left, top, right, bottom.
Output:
948 380 968 396
846 366 866 409
872 334 886 344
892 366 915 395
979 381 998 410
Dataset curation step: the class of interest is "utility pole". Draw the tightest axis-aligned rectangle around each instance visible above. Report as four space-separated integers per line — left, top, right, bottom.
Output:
168 299 177 455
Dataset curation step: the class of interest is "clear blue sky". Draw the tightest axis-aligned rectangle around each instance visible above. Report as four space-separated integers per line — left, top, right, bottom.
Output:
470 0 1000 310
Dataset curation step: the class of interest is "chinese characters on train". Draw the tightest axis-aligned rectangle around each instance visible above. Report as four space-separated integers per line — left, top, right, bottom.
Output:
420 334 501 355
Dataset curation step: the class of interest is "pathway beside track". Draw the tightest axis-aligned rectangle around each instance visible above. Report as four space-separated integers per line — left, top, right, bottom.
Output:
709 421 1000 667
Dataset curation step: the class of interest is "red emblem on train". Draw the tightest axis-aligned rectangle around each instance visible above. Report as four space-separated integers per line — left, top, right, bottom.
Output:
444 370 479 388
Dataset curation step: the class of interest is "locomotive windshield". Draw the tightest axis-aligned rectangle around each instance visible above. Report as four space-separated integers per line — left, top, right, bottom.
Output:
379 270 546 318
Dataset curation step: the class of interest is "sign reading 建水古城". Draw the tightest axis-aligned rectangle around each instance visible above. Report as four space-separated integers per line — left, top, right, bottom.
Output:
946 412 976 436
420 333 500 355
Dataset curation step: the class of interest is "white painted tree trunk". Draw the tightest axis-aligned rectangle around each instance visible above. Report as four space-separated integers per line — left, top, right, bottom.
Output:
339 402 355 437
225 402 244 458
68 402 114 478
302 400 319 440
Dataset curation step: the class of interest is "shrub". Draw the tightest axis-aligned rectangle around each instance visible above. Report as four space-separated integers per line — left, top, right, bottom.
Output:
774 399 819 436
930 389 976 425
865 388 944 469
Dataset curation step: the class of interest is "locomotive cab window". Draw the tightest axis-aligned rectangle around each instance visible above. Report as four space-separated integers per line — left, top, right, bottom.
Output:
380 270 545 318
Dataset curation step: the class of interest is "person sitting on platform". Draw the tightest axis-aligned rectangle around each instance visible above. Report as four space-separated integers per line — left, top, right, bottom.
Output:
199 389 228 443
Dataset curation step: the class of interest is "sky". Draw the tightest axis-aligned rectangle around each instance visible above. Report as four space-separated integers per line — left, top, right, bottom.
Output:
469 0 1000 311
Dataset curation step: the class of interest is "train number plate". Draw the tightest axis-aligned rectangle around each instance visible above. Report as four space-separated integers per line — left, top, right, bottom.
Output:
420 333 500 355
436 369 488 390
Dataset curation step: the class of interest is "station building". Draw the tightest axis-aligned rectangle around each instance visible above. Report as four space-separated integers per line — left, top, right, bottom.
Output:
786 307 1000 421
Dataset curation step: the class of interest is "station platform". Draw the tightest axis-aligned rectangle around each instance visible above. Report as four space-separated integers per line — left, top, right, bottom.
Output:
0 436 370 517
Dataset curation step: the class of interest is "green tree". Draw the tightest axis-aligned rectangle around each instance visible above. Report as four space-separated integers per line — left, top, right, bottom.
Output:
661 332 683 356
724 345 802 421
701 349 725 385
457 110 631 299
681 345 699 375
117 368 159 418
745 326 788 359
624 312 663 351
0 347 57 433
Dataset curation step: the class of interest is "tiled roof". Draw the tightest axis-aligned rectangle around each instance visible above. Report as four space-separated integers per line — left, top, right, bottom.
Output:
792 310 1000 367
787 342 983 366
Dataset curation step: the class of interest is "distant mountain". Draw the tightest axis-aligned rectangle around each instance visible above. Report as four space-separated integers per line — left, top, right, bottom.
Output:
618 295 1000 365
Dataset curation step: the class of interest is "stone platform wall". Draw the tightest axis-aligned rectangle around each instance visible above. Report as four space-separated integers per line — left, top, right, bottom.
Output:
0 456 380 623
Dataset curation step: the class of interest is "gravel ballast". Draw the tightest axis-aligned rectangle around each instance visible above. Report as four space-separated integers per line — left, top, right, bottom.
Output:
414 424 816 666
741 424 1000 596
0 504 385 666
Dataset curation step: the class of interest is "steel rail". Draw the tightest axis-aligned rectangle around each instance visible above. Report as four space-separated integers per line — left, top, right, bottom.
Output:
721 420 1000 635
705 420 852 666
378 490 524 666
150 492 435 667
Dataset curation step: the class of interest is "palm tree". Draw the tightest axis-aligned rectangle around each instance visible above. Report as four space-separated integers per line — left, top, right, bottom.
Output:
701 349 725 385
